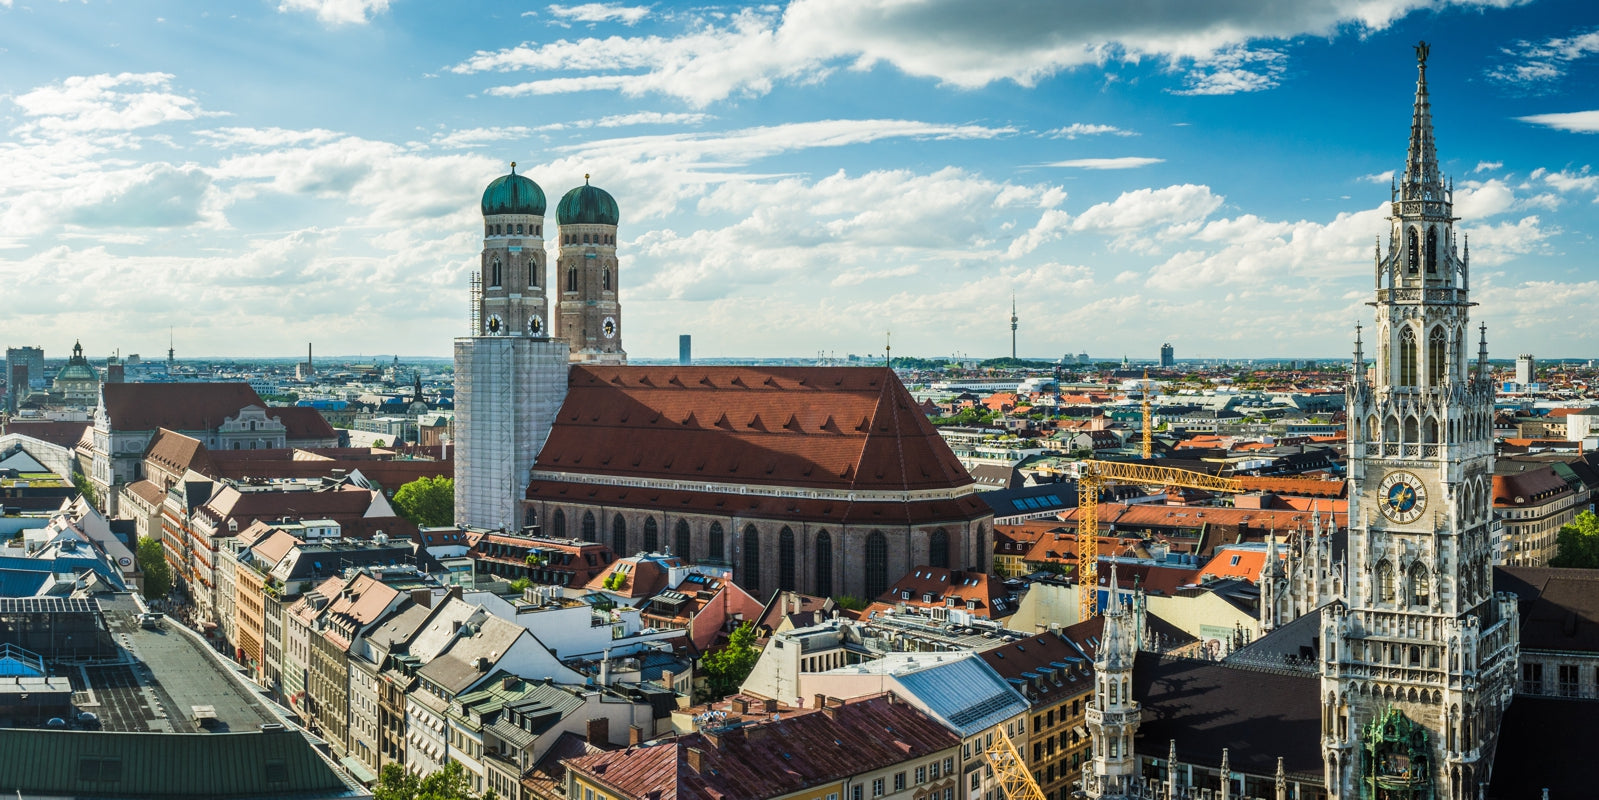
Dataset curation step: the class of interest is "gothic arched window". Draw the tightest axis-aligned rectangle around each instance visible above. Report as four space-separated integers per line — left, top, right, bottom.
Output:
529 258 538 287
778 527 796 591
553 509 567 539
1410 563 1431 607
1406 228 1419 273
1428 327 1447 385
582 511 596 543
709 522 725 561
1377 560 1396 603
742 525 761 593
491 259 502 287
602 268 611 291
515 224 523 235
814 531 833 597
929 529 949 569
1399 327 1418 386
865 530 889 600
611 514 627 555
675 519 691 559
1426 227 1438 273
643 517 659 552
567 269 577 292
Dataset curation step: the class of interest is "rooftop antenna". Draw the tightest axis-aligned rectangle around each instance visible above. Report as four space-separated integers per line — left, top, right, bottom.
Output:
885 331 892 368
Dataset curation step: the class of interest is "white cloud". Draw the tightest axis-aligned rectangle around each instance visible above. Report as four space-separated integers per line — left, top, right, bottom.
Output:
1362 170 1395 183
195 127 343 149
1462 216 1554 265
592 112 710 127
1174 47 1287 96
1455 179 1517 219
452 0 1513 105
10 73 213 135
1047 157 1164 170
430 127 534 149
1048 123 1136 139
1487 29 1599 90
1518 110 1599 133
1146 204 1386 289
1473 161 1502 173
1071 184 1222 234
548 3 652 25
277 0 391 25
1537 167 1599 195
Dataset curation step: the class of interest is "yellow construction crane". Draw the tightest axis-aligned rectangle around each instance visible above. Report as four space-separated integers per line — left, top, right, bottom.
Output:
1141 370 1153 460
1075 460 1244 620
985 726 1047 800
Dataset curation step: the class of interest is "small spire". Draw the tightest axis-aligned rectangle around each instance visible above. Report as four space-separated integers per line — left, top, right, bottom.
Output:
585 173 590 184
1403 41 1440 198
510 161 517 173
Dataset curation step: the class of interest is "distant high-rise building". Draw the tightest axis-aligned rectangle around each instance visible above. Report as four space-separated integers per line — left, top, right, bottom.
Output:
5 346 43 412
1159 342 1174 368
1515 353 1535 385
678 335 692 366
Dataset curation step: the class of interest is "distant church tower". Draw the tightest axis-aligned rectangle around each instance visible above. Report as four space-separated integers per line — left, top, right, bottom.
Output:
554 176 626 364
1320 43 1518 800
454 165 571 532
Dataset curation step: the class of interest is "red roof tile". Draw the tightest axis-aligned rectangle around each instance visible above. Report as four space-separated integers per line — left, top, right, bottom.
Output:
1 420 91 450
534 366 973 493
101 383 268 431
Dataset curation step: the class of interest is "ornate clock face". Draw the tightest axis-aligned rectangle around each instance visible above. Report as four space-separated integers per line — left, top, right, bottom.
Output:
602 316 617 339
1379 470 1428 524
528 315 543 335
485 314 504 335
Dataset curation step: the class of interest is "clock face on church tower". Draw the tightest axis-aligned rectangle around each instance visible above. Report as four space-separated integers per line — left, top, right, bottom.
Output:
1379 470 1428 524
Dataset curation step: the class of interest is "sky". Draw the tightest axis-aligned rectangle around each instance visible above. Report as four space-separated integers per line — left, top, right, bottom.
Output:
0 0 1595 362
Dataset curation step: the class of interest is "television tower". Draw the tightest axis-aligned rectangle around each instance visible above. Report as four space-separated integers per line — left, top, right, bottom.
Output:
1010 295 1018 360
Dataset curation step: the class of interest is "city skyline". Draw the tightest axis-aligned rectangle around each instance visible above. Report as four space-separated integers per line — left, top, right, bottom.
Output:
1 0 1595 360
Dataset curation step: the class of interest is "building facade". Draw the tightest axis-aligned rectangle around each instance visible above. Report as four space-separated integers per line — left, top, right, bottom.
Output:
1321 43 1519 800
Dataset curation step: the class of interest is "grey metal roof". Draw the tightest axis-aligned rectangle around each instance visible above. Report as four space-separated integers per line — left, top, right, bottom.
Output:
845 652 1028 737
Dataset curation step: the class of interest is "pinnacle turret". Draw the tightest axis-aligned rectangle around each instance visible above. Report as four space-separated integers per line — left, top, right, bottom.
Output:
1403 41 1441 200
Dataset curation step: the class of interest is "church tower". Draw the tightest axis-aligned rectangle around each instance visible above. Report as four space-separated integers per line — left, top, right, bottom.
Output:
554 177 626 363
454 165 571 532
1319 43 1518 800
1085 566 1142 800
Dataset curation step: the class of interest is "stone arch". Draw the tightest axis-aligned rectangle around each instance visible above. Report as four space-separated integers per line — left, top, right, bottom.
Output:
611 514 627 554
708 522 725 561
814 530 833 597
1428 325 1447 384
778 527 797 592
1376 559 1396 603
553 509 567 539
1403 415 1419 443
1407 227 1420 272
1399 326 1418 385
1410 561 1430 606
674 519 691 559
743 525 761 594
1426 226 1438 273
643 517 659 552
1384 414 1400 441
865 530 889 600
582 511 597 543
929 528 950 569
1423 415 1439 444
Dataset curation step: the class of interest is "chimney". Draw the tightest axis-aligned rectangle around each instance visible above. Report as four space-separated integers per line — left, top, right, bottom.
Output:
661 669 675 690
686 747 704 774
628 725 644 746
813 693 826 711
761 698 776 713
502 675 518 690
412 588 432 609
731 697 749 714
586 717 610 746
599 649 611 686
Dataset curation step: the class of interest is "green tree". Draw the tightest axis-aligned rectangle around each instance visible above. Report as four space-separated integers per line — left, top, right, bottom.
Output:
508 577 530 593
393 476 454 528
1551 511 1599 569
136 536 172 600
70 470 99 508
832 595 866 611
373 761 496 800
372 438 387 448
699 621 761 700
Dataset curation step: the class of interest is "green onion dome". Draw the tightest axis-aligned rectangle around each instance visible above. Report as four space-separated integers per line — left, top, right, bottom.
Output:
481 164 546 216
556 176 619 226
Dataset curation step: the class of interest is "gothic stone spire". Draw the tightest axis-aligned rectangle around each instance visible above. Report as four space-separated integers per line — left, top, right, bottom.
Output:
1404 41 1440 198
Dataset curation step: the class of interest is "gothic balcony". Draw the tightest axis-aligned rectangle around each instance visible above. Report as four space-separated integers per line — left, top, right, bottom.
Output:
1085 706 1140 728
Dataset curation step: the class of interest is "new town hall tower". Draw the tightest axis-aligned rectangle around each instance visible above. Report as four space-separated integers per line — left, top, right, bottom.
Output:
1320 43 1518 800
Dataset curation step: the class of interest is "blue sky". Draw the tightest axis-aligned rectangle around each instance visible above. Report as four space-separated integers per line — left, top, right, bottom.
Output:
0 0 1594 361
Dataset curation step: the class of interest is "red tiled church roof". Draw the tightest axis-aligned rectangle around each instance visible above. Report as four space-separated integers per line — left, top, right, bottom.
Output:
102 383 267 431
533 366 974 493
